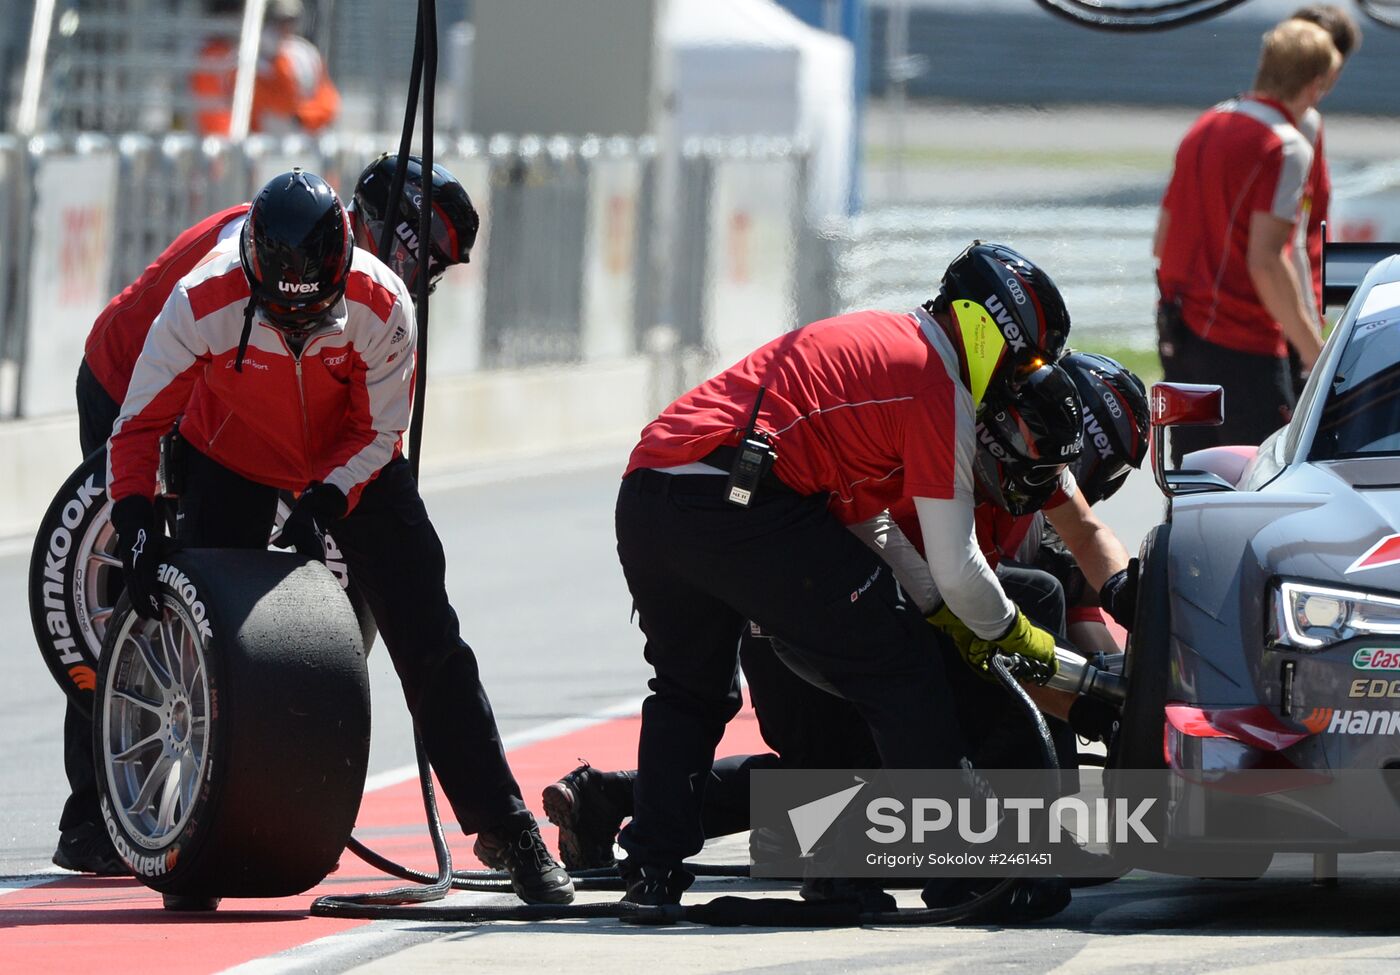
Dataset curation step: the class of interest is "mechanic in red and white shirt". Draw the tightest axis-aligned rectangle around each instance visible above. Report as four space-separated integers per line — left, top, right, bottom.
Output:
54 156 478 878
103 170 573 905
614 242 1073 916
1154 19 1340 464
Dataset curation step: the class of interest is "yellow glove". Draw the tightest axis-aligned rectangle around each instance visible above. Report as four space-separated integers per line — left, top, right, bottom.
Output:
966 609 1059 683
927 604 979 669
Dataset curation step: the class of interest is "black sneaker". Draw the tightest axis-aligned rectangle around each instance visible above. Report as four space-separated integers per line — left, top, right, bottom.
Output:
618 862 692 925
52 821 131 877
474 823 576 905
541 762 632 870
800 876 897 914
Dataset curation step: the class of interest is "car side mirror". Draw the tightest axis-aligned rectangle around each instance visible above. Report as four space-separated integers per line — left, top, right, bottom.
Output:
1149 382 1236 497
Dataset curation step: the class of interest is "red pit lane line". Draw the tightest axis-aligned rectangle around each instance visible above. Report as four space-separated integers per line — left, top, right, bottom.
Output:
0 706 767 974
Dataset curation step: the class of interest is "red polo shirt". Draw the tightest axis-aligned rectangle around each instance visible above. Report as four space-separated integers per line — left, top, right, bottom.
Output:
626 309 969 526
1158 95 1314 358
84 205 249 402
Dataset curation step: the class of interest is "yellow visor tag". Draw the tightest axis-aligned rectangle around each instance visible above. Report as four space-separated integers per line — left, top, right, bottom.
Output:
950 299 1006 408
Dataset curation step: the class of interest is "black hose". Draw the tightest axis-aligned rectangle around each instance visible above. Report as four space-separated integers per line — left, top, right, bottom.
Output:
1031 0 1253 32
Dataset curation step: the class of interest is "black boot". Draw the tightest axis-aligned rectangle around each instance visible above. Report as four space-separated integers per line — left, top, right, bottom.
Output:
52 821 131 877
541 762 633 870
618 861 693 925
474 819 576 905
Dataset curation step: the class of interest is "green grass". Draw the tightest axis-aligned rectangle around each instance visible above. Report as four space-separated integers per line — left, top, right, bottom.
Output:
1068 344 1163 385
863 145 1170 171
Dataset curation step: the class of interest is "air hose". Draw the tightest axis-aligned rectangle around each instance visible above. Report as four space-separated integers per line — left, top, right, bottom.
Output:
312 654 1076 926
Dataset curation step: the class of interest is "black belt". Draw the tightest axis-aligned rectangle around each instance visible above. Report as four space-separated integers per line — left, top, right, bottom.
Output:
631 446 796 497
701 446 796 494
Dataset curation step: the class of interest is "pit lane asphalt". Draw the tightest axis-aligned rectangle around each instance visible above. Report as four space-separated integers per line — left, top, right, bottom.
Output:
14 447 1396 975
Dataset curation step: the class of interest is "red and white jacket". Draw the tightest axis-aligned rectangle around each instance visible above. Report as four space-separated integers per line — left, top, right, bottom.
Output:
85 205 249 403
107 247 416 511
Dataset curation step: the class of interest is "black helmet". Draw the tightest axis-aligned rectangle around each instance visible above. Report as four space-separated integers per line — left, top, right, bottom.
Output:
932 241 1071 403
240 169 352 334
973 363 1084 516
348 153 479 292
1062 351 1149 504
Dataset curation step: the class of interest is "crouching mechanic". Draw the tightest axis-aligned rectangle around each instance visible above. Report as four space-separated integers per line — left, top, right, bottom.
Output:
103 170 573 904
614 241 1073 915
52 153 477 876
546 353 1150 873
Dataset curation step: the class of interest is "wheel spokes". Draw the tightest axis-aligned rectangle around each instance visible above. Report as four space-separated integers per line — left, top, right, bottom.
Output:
112 686 163 713
159 619 183 688
129 749 177 818
155 758 183 833
134 631 173 689
89 551 122 569
114 730 164 761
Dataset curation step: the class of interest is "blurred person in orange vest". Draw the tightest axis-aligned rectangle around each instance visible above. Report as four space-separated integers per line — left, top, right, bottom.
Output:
193 0 340 136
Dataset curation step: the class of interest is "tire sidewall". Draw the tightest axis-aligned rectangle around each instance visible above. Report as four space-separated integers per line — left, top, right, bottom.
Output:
29 449 113 714
94 575 225 891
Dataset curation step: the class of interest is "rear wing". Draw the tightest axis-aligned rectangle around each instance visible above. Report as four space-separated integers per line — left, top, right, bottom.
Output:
1323 236 1400 308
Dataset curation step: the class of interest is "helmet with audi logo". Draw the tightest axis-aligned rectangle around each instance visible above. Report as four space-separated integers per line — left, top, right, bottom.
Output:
1061 351 1149 504
348 153 479 293
973 362 1084 516
239 168 353 336
928 241 1072 406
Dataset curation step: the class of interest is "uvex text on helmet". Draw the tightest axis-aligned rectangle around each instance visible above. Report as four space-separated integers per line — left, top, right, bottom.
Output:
1061 351 1149 504
938 241 1071 405
973 364 1083 516
240 169 353 331
348 153 479 292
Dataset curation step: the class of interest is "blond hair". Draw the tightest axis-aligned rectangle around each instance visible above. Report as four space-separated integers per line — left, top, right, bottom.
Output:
1254 20 1341 99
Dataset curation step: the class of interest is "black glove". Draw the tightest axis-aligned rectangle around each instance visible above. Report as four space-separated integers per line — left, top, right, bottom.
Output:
1099 558 1139 629
111 495 166 620
272 483 347 562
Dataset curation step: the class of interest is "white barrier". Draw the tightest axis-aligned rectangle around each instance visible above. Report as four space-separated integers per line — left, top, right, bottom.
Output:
581 142 643 362
22 147 119 417
704 152 797 362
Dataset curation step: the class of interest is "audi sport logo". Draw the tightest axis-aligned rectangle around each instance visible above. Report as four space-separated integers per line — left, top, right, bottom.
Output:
1004 276 1027 305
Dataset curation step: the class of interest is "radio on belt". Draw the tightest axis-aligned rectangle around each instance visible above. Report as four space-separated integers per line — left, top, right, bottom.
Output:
726 386 777 508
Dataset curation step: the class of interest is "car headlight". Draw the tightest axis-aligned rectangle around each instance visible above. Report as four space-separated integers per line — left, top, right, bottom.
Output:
1271 580 1400 650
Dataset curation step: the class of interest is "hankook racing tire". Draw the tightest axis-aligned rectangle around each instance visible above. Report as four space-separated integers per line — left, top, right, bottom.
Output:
29 450 122 711
94 549 370 900
29 449 379 716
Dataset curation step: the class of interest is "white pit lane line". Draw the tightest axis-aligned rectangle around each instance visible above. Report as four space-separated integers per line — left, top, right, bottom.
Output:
216 693 647 975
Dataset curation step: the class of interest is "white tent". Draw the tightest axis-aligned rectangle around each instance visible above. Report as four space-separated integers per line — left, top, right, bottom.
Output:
665 0 855 219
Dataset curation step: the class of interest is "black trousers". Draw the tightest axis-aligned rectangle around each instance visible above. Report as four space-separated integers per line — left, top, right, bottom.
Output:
174 445 529 836
1160 322 1294 466
58 362 122 835
689 561 1075 843
614 469 967 869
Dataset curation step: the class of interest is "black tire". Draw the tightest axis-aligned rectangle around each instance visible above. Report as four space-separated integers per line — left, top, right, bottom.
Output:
1114 522 1172 774
29 449 117 713
1107 523 1274 879
29 451 379 716
93 549 370 899
1107 522 1171 870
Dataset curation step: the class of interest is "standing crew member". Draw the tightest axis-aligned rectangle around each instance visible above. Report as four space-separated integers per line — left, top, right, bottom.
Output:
1286 4 1361 395
53 155 478 877
615 242 1072 919
1155 19 1340 463
100 171 576 904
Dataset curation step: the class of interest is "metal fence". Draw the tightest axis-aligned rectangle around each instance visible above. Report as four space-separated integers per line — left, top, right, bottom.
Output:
0 132 814 419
